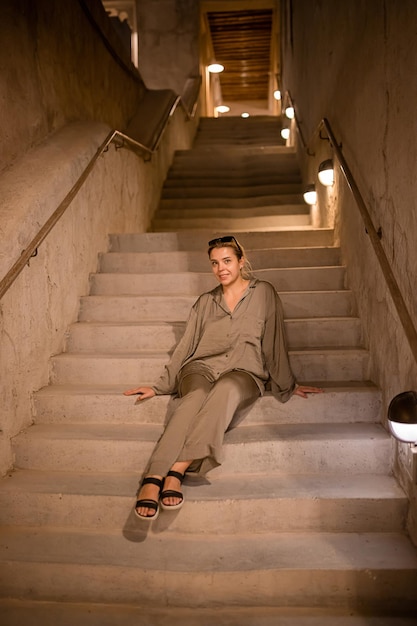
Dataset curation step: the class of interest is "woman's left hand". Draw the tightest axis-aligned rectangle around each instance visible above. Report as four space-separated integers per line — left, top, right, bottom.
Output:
293 385 324 398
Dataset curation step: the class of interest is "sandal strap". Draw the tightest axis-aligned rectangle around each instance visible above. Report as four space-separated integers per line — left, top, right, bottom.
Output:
141 476 163 489
166 470 185 483
160 489 183 501
135 499 158 512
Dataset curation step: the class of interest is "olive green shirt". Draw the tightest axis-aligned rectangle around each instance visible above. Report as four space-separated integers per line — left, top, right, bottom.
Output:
152 278 297 402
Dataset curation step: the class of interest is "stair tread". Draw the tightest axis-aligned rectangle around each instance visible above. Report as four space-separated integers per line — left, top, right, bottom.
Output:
1 527 416 570
0 469 405 500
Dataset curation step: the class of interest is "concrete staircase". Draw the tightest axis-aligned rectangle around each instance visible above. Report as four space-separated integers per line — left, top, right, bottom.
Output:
1 117 417 625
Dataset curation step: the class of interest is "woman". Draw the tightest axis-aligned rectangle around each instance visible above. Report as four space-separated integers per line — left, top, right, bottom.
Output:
124 235 323 520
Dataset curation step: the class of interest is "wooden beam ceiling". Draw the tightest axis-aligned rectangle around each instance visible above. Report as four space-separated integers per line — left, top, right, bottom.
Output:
207 9 273 102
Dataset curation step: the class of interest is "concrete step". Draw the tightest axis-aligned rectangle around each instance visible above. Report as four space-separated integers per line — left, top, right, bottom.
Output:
1 601 416 626
50 348 369 385
90 267 346 295
0 528 415 611
12 422 391 474
0 470 405 534
66 317 362 353
78 292 354 322
34 382 381 425
161 183 302 199
158 195 305 210
156 205 309 220
98 248 341 273
152 214 311 230
109 229 335 251
164 173 302 187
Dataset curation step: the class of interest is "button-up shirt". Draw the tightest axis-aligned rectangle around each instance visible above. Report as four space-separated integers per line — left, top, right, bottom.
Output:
152 278 296 402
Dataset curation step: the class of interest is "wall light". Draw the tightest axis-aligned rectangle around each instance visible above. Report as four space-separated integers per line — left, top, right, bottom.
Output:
303 184 317 205
281 128 290 140
216 105 230 114
241 112 250 118
273 89 281 101
388 391 417 444
208 63 224 73
318 159 335 186
285 106 295 119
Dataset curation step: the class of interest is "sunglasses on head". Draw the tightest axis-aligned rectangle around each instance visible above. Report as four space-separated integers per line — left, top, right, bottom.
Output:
208 236 242 252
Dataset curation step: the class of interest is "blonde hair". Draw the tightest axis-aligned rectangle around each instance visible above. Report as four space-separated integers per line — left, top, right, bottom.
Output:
207 236 253 280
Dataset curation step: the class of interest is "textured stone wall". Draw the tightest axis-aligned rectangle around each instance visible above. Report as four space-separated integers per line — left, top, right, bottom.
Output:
281 0 417 541
137 0 200 95
0 0 146 174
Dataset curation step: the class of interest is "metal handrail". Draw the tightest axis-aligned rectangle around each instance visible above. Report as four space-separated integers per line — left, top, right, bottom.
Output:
0 85 198 301
285 90 417 363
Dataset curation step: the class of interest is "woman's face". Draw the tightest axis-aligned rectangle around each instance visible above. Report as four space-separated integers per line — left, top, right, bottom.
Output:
209 246 244 287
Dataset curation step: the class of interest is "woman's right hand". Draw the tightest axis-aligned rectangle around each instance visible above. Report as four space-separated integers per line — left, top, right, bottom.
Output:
123 386 156 401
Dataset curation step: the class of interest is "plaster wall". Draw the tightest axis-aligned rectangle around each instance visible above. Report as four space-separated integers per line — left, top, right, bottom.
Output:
0 108 197 476
0 0 145 174
137 0 200 95
281 0 417 541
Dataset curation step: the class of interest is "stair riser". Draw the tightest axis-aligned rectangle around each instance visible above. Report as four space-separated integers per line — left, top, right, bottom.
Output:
157 206 309 219
78 293 354 322
159 196 305 210
50 352 369 385
109 230 335 252
12 437 391 474
99 248 340 273
0 493 406 534
1 563 415 611
164 175 302 187
34 389 382 425
67 318 361 353
90 267 346 295
161 184 303 199
152 215 311 230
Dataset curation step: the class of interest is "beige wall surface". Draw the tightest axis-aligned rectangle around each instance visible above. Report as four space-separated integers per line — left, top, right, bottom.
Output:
0 0 146 174
137 0 200 96
281 0 417 540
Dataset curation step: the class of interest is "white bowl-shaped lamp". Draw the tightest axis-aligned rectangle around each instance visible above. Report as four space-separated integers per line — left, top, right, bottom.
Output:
281 128 290 140
208 63 224 73
318 159 335 186
303 184 317 206
274 89 281 101
388 391 417 443
285 106 295 119
216 105 230 114
241 112 250 118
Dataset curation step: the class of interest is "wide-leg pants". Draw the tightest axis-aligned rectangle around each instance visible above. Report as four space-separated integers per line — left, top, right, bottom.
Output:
146 368 260 476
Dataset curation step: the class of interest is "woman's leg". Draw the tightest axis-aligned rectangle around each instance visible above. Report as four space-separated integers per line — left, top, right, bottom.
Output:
178 371 260 475
136 373 212 517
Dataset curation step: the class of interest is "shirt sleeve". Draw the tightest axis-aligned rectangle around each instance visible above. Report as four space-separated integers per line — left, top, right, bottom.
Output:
151 297 205 395
261 285 297 403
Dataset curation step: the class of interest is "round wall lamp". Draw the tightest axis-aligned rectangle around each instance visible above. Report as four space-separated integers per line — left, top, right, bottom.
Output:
274 90 281 101
281 128 290 140
208 63 224 73
285 106 295 119
303 184 317 205
388 391 417 444
318 159 335 186
216 105 230 114
241 112 250 118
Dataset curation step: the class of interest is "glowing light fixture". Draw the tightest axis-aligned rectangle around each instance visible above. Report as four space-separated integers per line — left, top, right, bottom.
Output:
303 184 317 206
388 391 417 444
208 63 224 73
241 112 250 118
273 89 281 101
281 128 290 140
285 106 295 119
318 159 335 186
216 105 230 114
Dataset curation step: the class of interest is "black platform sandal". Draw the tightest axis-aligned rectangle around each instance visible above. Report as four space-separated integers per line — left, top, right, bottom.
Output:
160 470 185 511
134 476 163 520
